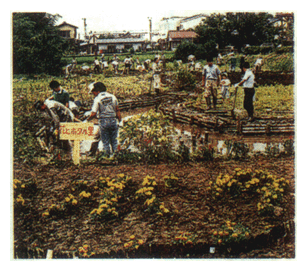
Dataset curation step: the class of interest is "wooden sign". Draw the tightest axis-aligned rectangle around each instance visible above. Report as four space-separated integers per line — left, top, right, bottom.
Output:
59 122 95 165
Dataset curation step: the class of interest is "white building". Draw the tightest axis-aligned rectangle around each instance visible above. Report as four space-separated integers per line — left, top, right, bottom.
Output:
158 14 207 36
179 14 207 30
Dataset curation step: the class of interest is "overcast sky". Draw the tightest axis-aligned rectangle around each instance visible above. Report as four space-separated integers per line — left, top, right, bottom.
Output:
53 10 208 37
10 1 285 39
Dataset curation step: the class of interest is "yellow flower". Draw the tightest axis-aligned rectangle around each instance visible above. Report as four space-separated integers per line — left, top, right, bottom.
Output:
232 233 238 238
219 231 223 236
65 197 70 202
124 242 131 248
245 232 250 237
218 239 223 244
90 209 97 215
97 209 103 215
130 235 135 240
83 245 89 251
163 208 170 213
42 211 49 217
273 194 278 199
72 199 78 205
118 173 125 178
213 231 218 236
138 239 144 245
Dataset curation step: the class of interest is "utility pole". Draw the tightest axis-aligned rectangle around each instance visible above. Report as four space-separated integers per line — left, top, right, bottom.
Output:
148 17 152 46
82 18 87 39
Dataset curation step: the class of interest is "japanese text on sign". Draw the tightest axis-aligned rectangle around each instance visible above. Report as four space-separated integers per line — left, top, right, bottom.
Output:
59 122 95 141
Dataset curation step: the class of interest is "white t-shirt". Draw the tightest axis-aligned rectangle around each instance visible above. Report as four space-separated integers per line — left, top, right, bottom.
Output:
202 64 221 80
44 100 75 123
91 92 118 119
242 69 255 88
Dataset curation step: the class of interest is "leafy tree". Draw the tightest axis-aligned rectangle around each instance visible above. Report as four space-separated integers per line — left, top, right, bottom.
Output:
174 40 197 61
224 12 279 50
13 12 68 75
176 12 280 60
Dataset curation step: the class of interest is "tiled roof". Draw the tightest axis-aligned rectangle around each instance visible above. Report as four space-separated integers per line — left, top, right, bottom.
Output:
168 30 197 39
57 21 78 29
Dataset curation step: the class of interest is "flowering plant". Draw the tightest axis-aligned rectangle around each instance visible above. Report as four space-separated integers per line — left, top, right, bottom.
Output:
123 235 145 251
208 168 290 215
162 173 179 189
135 175 170 216
77 244 95 258
173 231 197 245
212 221 251 246
90 174 131 220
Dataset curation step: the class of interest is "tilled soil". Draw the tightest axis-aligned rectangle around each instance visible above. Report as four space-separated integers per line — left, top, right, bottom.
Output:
13 155 295 259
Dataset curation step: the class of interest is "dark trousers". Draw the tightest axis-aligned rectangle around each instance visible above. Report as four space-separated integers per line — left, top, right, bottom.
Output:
244 88 255 117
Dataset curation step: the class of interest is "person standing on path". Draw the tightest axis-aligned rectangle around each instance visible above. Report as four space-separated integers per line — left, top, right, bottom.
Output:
86 82 121 157
93 57 100 74
152 57 162 95
201 56 221 110
234 62 256 122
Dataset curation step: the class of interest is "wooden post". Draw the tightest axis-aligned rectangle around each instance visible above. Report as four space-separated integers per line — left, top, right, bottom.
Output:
172 109 177 122
204 132 209 143
46 249 53 259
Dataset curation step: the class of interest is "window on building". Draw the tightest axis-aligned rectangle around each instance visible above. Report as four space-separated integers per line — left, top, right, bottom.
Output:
60 30 71 38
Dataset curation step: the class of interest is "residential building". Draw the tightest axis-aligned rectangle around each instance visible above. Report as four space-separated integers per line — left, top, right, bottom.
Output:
87 33 147 54
57 21 78 39
166 30 198 50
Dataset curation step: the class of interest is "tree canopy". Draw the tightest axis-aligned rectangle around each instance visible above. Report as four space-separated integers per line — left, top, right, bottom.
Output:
13 12 68 75
175 12 281 61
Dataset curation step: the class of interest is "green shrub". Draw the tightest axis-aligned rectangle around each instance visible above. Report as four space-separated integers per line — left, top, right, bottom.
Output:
172 67 196 91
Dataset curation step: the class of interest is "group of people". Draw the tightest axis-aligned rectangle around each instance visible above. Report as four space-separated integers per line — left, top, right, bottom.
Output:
201 56 256 122
34 80 121 158
36 50 257 159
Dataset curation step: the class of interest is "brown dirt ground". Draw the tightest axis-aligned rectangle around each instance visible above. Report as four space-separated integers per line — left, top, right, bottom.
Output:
13 154 295 259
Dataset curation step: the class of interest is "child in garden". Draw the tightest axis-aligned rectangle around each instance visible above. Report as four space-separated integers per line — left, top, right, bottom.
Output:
220 72 231 101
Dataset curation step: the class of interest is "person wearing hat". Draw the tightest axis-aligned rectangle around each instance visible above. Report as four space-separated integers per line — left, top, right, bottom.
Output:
49 80 70 108
234 62 256 122
201 56 221 110
86 82 121 157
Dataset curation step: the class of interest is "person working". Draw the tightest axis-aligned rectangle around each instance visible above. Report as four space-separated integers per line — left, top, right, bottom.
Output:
86 82 121 157
49 80 70 108
234 62 256 122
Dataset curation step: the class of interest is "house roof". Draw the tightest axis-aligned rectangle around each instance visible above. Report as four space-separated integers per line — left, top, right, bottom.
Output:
57 21 78 29
168 30 197 39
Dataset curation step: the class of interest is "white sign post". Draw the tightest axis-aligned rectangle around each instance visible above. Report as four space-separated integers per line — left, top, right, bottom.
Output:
59 122 95 165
